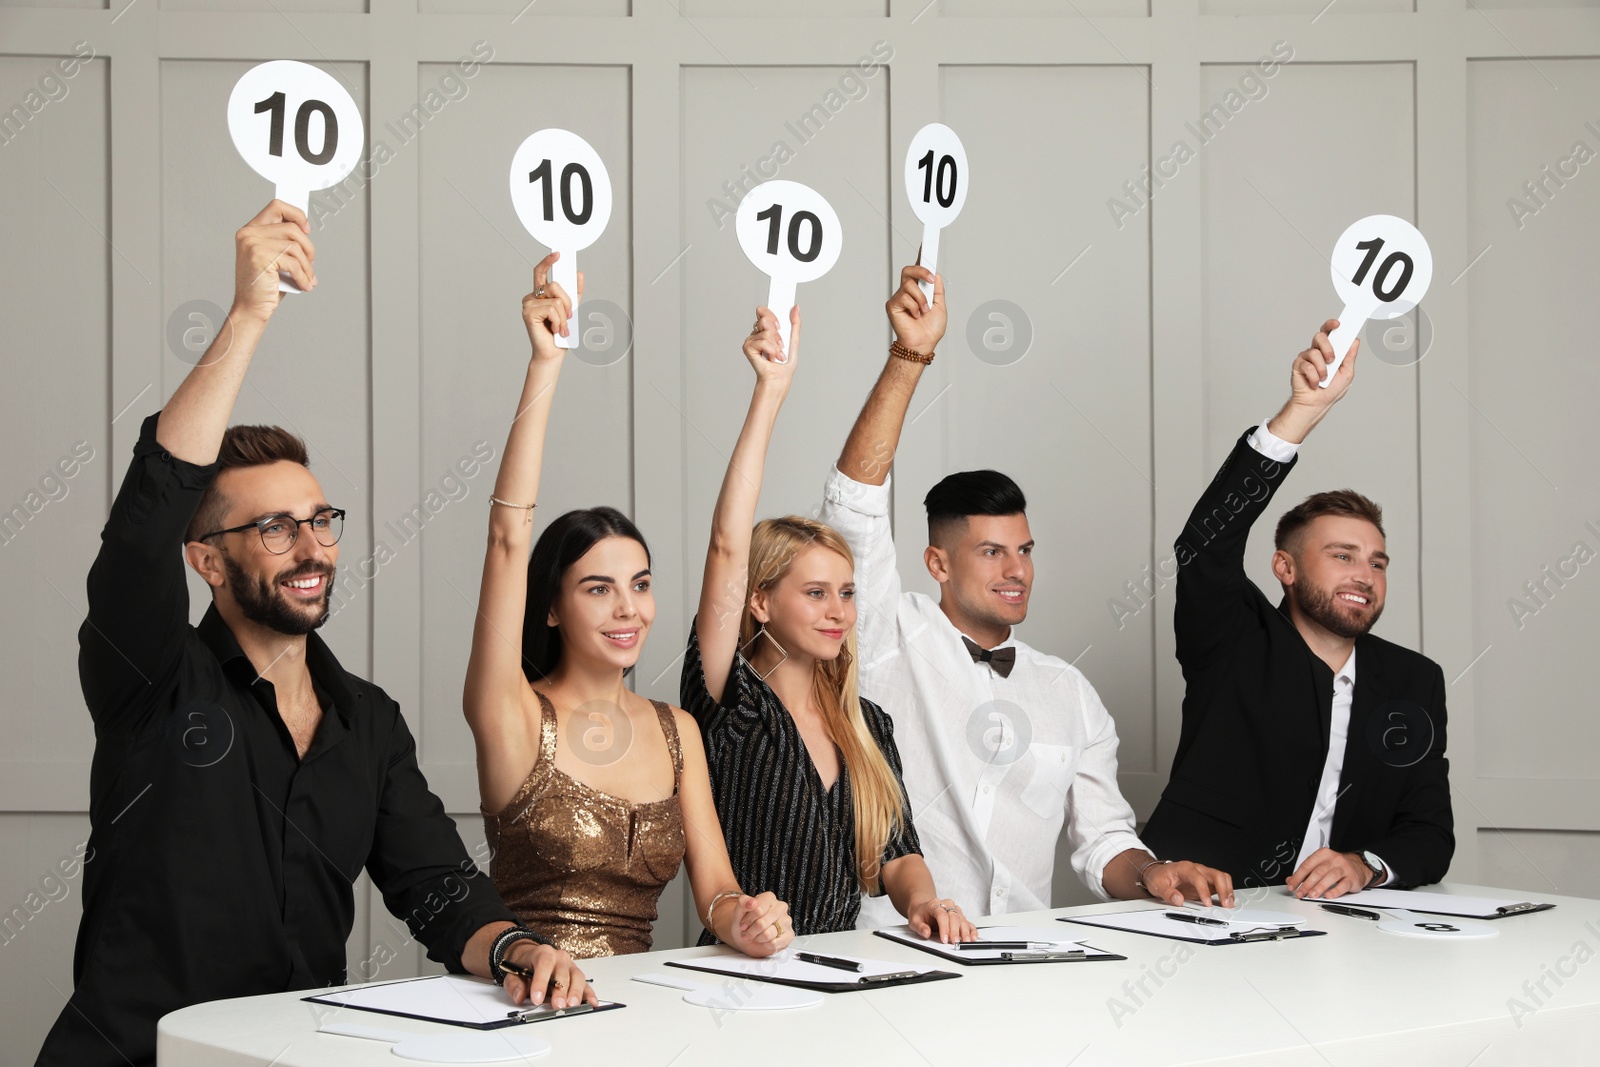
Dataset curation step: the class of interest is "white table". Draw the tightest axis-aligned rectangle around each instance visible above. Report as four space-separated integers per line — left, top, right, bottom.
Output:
159 884 1600 1066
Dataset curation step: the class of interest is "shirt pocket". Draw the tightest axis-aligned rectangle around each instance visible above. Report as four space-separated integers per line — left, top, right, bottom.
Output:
1019 743 1080 820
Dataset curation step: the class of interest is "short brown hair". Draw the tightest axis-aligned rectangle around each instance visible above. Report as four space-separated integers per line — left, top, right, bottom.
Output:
185 425 311 543
1274 490 1385 556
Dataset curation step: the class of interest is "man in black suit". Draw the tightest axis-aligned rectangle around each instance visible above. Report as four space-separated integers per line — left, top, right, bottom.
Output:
1141 320 1453 899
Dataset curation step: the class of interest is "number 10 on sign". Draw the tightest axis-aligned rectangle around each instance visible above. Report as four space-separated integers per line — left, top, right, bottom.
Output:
509 129 613 349
903 124 968 309
1324 214 1433 387
227 60 365 293
735 181 843 359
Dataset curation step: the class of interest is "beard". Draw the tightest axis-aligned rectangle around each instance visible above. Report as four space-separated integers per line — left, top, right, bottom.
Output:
1293 575 1382 640
222 551 335 636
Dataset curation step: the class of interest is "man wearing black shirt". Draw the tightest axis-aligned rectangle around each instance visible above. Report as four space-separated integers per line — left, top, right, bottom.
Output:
36 202 594 1067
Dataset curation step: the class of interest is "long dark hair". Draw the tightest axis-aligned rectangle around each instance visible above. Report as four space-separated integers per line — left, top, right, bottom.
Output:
521 506 652 682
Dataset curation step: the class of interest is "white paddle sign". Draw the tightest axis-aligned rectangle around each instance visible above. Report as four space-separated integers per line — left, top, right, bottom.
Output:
227 61 363 293
735 180 842 360
1324 214 1432 387
903 123 968 309
509 129 613 349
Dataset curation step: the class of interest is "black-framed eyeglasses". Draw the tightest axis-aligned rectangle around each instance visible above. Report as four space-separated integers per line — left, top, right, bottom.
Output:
197 507 345 555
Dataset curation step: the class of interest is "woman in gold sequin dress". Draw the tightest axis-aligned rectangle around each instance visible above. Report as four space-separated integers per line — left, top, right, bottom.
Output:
463 254 794 960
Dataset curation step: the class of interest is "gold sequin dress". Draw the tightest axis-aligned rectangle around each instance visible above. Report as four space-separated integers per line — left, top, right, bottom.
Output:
482 692 686 958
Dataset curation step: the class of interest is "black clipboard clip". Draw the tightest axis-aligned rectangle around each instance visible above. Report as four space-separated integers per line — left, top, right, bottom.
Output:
1229 926 1302 943
859 971 921 984
1496 902 1544 916
506 1004 597 1023
999 950 1087 962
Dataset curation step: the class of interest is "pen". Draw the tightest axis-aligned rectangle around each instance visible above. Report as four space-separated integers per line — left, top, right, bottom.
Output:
957 941 1059 950
796 952 862 972
1320 903 1381 921
1165 911 1229 927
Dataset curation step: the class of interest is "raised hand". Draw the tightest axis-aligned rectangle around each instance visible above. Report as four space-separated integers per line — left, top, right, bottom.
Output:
742 304 801 386
233 200 315 321
1267 319 1360 444
522 251 583 361
885 265 946 355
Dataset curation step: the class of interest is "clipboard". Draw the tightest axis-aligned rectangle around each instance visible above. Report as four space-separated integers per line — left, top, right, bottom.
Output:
664 951 959 994
304 974 625 1030
1307 888 1555 920
1058 910 1327 947
873 925 1126 965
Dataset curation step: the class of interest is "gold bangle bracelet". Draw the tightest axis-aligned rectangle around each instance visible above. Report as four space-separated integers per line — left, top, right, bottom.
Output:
489 498 537 525
706 889 742 932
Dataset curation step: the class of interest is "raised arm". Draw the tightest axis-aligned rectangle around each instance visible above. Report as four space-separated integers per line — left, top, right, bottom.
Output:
82 203 312 724
820 267 947 655
694 305 800 705
1174 321 1358 665
835 266 944 486
157 201 315 463
462 254 578 807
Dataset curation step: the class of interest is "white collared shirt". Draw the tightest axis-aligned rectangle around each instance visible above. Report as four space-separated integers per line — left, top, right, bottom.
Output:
819 467 1146 925
1295 649 1357 869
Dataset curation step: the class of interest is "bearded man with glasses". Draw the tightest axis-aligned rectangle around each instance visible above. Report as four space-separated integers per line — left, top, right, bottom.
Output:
37 202 592 1067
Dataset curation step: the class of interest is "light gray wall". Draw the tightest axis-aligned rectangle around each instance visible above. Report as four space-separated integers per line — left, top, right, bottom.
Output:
3 0 1599 1057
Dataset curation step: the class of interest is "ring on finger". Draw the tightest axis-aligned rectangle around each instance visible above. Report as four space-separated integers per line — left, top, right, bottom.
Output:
535 284 547 299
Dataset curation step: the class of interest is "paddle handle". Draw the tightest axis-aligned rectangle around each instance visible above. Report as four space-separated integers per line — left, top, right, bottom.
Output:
316 1021 406 1043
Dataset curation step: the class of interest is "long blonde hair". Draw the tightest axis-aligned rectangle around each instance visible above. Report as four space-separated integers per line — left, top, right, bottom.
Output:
741 516 907 893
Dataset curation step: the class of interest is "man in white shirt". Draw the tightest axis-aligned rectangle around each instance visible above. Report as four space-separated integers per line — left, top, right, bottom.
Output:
822 267 1234 926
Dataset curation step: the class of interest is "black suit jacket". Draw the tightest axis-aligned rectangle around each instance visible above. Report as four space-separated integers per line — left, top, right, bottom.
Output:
1141 429 1454 889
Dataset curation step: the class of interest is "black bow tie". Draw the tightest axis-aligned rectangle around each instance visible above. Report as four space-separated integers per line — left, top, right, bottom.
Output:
962 636 1017 679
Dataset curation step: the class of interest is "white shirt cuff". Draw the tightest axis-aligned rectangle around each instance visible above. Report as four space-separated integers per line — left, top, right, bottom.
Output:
821 464 892 518
1247 417 1300 462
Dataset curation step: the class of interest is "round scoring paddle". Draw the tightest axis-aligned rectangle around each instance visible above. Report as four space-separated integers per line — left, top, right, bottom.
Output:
317 1021 551 1063
903 123 968 309
227 61 364 294
735 180 842 360
1324 214 1433 387
509 129 613 350
1374 909 1498 940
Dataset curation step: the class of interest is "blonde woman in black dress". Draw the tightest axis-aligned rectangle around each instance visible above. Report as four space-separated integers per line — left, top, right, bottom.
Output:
683 304 979 943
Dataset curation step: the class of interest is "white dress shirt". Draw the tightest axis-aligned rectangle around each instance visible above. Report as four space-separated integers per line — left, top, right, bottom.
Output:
819 467 1147 926
1252 419 1392 886
1295 649 1357 869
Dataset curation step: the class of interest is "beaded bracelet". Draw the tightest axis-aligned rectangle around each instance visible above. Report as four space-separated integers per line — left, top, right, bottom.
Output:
489 925 549 985
889 340 934 365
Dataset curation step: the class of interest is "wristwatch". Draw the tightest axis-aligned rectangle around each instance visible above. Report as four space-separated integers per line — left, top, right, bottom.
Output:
1359 851 1386 888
